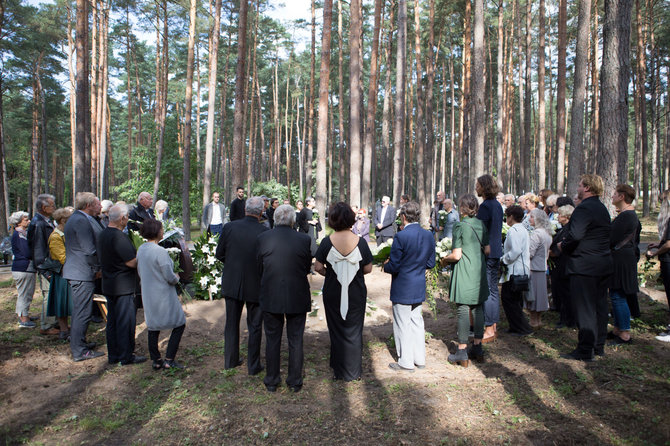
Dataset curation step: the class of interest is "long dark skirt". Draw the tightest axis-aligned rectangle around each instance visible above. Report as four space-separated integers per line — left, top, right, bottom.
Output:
47 273 72 317
323 292 366 381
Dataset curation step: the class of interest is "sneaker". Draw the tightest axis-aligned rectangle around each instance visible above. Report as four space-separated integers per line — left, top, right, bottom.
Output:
655 332 670 343
18 320 36 328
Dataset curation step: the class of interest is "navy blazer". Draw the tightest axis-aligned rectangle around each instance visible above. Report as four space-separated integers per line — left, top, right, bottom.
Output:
257 225 312 314
215 216 268 302
383 223 436 304
62 210 103 282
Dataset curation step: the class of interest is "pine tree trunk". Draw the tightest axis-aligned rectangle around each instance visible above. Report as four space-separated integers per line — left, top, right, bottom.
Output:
472 0 486 180
556 0 567 194
523 0 532 191
75 0 89 194
460 0 472 197
182 0 197 239
306 0 316 196
315 0 334 218
152 1 168 203
381 2 395 200
0 0 8 234
231 0 249 199
648 0 658 206
362 0 383 211
597 0 633 201
393 0 407 205
413 0 427 217
496 1 504 181
348 0 362 207
635 0 649 216
537 0 546 190
567 0 593 197
337 0 346 201
426 0 436 197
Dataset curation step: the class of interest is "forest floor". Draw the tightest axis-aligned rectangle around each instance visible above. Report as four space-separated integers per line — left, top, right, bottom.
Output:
1 215 669 445
1 265 669 446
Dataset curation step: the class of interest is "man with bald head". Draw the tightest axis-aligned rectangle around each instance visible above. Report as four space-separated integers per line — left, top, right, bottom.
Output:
503 194 516 210
98 204 146 365
441 198 460 239
128 192 155 233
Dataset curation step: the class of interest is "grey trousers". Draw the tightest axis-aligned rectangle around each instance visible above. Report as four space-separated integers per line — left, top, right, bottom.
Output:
69 280 95 358
13 271 36 317
484 258 501 326
392 302 425 369
38 273 56 329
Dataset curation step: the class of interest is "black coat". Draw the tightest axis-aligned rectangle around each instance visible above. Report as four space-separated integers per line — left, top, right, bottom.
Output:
215 216 268 302
128 202 155 232
27 213 54 269
562 196 613 277
256 225 312 314
229 198 246 221
609 209 641 293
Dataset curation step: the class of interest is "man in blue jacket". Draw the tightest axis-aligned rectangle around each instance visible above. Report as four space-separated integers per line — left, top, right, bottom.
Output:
383 201 436 372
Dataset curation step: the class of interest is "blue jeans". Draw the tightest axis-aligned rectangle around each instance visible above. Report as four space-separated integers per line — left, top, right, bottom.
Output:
484 258 501 326
208 224 223 236
609 289 631 331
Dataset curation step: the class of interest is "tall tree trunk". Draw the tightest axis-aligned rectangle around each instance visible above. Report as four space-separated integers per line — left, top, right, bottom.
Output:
0 0 9 233
125 4 133 182
182 0 197 239
449 50 456 196
556 0 567 193
349 0 362 207
523 0 532 191
590 0 600 172
648 0 658 206
472 0 486 180
381 2 395 200
567 0 592 197
597 0 633 202
495 0 504 181
152 0 168 203
426 0 436 198
231 0 249 199
393 0 407 205
337 0 346 201
315 0 334 218
460 0 472 197
67 4 77 200
362 0 383 211
515 0 524 192
537 0 546 190
413 0 427 216
202 0 221 224
306 0 316 196
75 0 89 194
636 0 649 216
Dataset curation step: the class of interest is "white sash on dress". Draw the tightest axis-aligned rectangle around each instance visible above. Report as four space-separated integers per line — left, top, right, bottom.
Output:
326 246 362 319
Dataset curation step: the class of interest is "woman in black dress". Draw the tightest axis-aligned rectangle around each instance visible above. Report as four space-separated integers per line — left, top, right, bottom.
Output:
314 202 373 381
608 184 641 344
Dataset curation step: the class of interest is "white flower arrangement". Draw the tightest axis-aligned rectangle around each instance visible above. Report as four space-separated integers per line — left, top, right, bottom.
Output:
192 232 223 300
435 237 453 260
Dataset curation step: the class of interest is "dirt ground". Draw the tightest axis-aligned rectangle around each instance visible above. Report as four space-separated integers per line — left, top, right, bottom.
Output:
1 265 670 445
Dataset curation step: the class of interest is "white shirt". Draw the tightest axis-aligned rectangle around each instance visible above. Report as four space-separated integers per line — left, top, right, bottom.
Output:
380 205 388 225
210 205 223 225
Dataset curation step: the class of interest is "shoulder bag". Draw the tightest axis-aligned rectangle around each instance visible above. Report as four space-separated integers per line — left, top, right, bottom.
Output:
509 228 530 293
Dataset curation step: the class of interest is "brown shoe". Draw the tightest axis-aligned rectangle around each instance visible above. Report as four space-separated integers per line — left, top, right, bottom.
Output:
481 333 497 344
40 328 60 336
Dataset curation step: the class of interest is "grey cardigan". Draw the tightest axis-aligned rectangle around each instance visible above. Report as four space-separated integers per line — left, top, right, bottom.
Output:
502 223 530 280
529 228 552 272
137 242 186 331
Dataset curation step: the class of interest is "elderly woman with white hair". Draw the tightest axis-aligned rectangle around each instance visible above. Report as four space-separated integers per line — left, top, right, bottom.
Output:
99 200 114 227
10 211 37 328
526 208 553 328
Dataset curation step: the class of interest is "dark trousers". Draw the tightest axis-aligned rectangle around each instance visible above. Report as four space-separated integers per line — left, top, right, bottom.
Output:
626 293 641 319
208 224 223 237
662 261 670 314
551 268 575 326
68 280 95 358
571 274 608 356
106 293 137 364
263 312 306 388
500 281 532 335
148 324 185 361
376 233 393 246
224 297 263 373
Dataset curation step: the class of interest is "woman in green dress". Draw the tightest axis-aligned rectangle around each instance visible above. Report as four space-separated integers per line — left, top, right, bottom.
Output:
442 194 490 367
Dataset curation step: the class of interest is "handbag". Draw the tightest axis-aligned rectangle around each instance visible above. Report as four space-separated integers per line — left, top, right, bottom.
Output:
509 244 529 293
37 257 62 274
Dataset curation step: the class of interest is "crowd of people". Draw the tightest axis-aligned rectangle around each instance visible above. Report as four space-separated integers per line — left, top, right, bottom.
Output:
7 174 670 389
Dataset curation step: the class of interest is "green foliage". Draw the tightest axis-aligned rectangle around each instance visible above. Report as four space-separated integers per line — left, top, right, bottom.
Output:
251 179 302 203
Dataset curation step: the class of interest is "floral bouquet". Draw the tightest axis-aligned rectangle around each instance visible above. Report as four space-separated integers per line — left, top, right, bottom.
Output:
395 209 402 226
191 232 223 300
550 218 561 235
371 239 393 265
311 209 320 223
501 222 511 243
438 209 448 228
128 229 147 251
435 237 452 263
167 247 193 303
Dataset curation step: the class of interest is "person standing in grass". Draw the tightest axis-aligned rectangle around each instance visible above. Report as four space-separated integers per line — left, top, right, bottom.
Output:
10 211 37 328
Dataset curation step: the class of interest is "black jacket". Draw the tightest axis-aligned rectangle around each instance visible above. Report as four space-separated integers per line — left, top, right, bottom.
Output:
128 202 155 232
256 225 312 314
562 196 613 277
27 213 55 269
215 216 268 302
229 198 246 221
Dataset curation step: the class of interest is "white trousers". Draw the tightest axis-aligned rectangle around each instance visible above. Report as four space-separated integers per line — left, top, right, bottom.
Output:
392 302 426 369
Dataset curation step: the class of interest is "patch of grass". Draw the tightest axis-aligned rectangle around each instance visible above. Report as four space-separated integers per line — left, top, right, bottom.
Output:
79 415 124 432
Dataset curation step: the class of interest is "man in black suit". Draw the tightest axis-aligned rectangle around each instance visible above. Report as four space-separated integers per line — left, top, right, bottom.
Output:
215 196 268 374
559 174 612 361
229 186 246 221
257 204 312 392
128 191 155 232
374 195 396 246
63 192 105 361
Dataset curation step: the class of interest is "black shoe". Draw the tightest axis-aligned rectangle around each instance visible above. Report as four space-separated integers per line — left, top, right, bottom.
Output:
122 355 148 365
74 350 104 362
468 344 484 363
506 329 532 337
289 385 302 393
265 384 277 392
163 359 184 369
86 342 97 350
606 331 617 340
594 347 605 357
388 362 415 373
225 359 244 369
91 316 104 324
607 335 632 346
152 359 165 371
561 350 594 362
447 348 470 367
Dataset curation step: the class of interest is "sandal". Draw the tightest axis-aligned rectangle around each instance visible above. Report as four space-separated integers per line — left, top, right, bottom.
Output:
152 359 164 371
